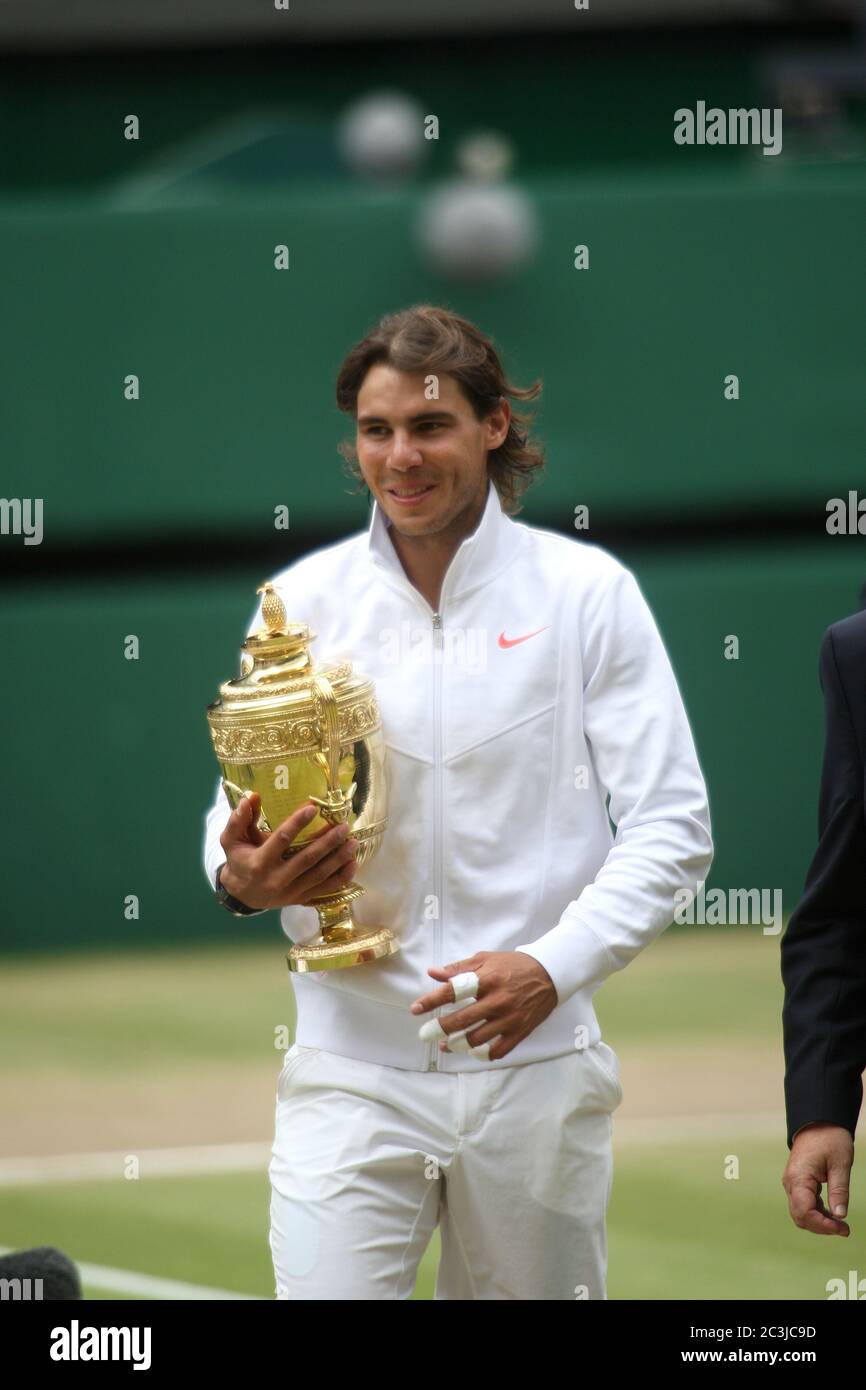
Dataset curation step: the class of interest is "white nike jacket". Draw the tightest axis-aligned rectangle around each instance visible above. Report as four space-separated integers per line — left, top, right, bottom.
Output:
202 478 714 1073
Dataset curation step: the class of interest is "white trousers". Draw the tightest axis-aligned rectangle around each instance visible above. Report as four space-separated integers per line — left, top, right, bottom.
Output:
268 1040 623 1301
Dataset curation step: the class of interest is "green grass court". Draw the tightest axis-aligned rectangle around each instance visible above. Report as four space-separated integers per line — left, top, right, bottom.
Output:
1 927 860 1300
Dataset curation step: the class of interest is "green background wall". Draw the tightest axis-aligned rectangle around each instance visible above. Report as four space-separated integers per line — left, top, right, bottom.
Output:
1 26 863 952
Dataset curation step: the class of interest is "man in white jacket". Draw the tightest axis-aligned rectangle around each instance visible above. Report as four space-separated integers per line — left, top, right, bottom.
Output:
203 304 714 1300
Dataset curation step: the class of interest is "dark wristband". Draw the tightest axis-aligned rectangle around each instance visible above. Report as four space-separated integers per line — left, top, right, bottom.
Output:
214 864 267 917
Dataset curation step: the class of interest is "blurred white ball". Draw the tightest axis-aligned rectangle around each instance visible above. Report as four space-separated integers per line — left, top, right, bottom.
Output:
416 180 539 280
337 91 426 180
455 130 515 182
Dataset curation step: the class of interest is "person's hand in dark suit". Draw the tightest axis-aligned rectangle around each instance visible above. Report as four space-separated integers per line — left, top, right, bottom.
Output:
781 1122 853 1236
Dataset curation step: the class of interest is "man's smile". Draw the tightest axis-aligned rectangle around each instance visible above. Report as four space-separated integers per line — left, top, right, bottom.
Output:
386 483 437 507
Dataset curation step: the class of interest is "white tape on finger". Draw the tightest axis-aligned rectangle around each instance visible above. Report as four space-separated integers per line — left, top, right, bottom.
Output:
446 1021 491 1054
451 971 480 1002
418 1018 447 1043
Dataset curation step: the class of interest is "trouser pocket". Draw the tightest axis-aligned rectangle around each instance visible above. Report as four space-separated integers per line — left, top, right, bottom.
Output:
583 1041 623 1112
277 1043 322 1095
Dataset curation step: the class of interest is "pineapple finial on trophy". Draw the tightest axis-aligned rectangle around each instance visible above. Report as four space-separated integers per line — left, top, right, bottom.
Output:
257 582 288 633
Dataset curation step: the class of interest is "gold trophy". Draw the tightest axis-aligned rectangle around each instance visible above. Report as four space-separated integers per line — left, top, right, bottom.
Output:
206 582 398 973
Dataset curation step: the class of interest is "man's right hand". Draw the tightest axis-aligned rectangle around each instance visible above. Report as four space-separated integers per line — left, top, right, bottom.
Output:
781 1123 854 1236
218 792 359 911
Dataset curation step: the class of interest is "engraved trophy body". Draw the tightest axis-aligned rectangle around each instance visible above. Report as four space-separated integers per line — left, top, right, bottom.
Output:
207 583 399 973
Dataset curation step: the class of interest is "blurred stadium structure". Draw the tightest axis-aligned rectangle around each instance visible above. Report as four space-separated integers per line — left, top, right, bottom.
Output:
0 1 858 48
0 4 863 957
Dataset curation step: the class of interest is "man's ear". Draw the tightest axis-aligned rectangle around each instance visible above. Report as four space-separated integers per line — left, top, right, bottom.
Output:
489 400 511 449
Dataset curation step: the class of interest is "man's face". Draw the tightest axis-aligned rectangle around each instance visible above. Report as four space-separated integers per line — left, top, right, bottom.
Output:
354 364 508 538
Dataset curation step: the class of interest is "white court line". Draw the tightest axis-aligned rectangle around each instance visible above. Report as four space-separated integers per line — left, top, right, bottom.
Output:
0 1141 272 1187
613 1110 787 1145
0 1247 260 1300
0 1115 789 1189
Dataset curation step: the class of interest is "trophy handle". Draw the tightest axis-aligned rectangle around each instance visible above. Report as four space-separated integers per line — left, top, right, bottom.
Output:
309 674 356 827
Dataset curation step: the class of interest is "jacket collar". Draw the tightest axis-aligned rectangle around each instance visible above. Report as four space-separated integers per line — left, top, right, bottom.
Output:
366 477 520 603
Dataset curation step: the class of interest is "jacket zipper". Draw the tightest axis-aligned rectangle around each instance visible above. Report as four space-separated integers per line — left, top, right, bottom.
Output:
428 610 444 1072
375 568 449 1072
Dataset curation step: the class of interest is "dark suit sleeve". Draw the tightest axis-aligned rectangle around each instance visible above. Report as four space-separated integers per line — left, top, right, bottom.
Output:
781 626 866 1148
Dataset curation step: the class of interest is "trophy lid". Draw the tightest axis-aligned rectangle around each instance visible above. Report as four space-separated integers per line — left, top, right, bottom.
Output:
208 582 356 715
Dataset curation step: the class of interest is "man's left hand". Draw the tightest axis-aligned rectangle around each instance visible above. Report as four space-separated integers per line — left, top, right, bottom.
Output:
409 951 558 1060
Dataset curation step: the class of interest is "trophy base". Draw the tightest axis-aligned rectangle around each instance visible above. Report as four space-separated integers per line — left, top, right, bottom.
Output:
287 925 399 973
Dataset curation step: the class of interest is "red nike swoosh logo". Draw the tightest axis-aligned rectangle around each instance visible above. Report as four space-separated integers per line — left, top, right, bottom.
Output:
498 626 549 649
